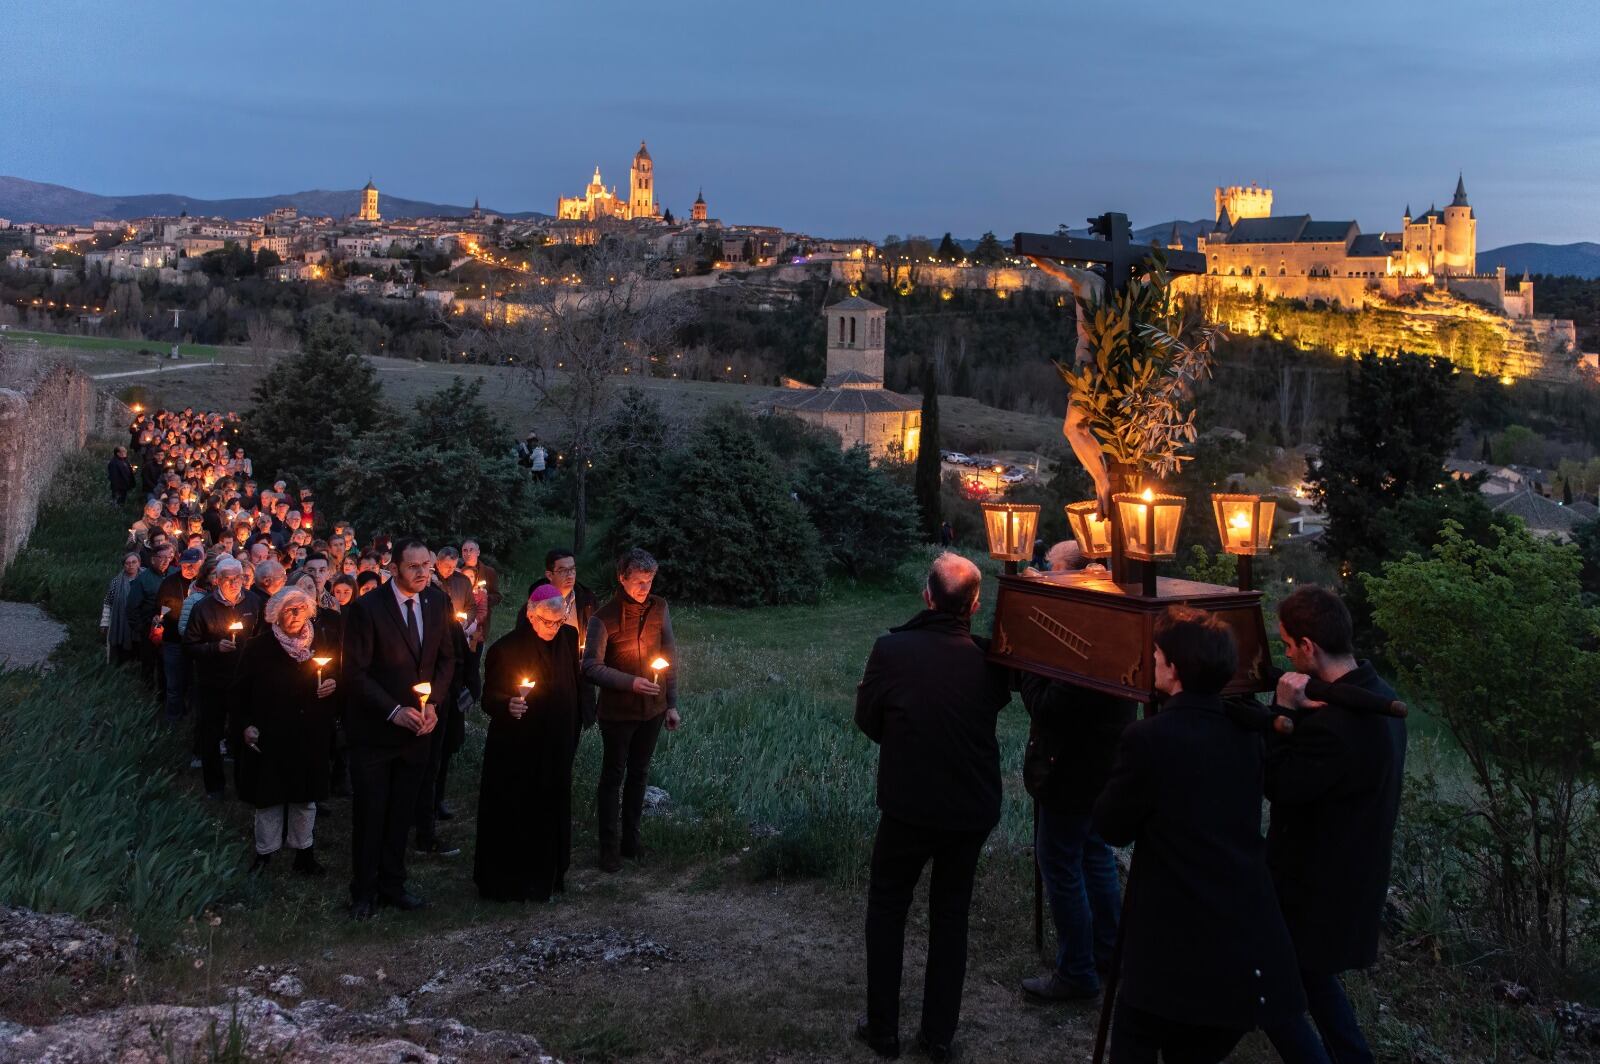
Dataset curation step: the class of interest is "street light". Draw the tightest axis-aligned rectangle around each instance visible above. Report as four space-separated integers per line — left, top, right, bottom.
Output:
1113 488 1186 596
1210 493 1277 591
980 501 1039 575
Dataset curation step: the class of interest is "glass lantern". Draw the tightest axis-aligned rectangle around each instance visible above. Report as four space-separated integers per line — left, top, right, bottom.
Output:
980 502 1040 563
1112 489 1186 562
1064 501 1114 558
1210 494 1277 556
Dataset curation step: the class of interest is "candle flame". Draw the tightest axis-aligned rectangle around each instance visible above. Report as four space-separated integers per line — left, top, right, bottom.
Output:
1228 511 1251 529
518 677 535 688
455 612 468 621
412 682 432 698
228 622 243 631
1141 488 1154 502
312 656 332 667
650 657 670 671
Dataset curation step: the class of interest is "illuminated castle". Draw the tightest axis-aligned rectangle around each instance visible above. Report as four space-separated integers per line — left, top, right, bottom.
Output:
557 141 659 222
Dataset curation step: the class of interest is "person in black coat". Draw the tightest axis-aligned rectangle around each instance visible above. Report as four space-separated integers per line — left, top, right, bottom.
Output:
233 587 339 877
340 538 456 919
183 556 260 799
474 585 583 902
517 548 598 727
854 552 1011 1062
1265 587 1407 1064
1092 605 1315 1064
107 447 136 504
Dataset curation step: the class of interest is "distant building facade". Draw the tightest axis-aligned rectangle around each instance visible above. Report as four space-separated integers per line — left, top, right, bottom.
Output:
558 141 660 222
358 179 380 223
764 296 920 461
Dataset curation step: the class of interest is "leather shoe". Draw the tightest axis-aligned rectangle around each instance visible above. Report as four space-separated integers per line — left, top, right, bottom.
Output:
854 1017 899 1059
914 1030 955 1062
378 890 429 912
1021 972 1099 1002
415 838 461 858
349 897 377 921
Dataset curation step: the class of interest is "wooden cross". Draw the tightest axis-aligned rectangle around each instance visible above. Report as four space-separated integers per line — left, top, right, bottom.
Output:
1013 212 1207 293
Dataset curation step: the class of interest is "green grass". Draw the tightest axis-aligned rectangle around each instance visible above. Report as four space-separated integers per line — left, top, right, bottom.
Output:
4 328 235 359
0 448 241 939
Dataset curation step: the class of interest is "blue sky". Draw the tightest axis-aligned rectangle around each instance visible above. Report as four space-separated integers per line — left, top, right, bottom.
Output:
5 0 1595 246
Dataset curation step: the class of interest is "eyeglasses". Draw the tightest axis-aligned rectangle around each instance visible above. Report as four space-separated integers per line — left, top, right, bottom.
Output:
552 565 576 575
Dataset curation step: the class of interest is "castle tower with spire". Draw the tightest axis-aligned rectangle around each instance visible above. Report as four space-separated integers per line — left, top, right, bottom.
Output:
1441 173 1476 275
358 178 380 222
691 187 707 222
629 141 656 219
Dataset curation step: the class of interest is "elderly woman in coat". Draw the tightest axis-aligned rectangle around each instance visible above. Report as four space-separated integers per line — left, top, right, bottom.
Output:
231 586 339 876
101 550 145 666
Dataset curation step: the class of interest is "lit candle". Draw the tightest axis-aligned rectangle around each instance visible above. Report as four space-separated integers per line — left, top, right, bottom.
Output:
455 611 468 624
1226 510 1252 551
312 655 332 685
412 682 431 709
650 656 670 685
518 677 536 697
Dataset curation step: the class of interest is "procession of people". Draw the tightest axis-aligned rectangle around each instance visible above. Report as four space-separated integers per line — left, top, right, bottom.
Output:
107 408 681 918
105 407 1405 1063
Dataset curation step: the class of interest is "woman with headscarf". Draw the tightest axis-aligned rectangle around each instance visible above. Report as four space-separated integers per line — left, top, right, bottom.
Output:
101 550 144 666
474 584 583 902
232 586 339 876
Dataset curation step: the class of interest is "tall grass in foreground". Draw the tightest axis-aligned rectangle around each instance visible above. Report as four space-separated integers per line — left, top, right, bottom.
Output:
0 445 240 932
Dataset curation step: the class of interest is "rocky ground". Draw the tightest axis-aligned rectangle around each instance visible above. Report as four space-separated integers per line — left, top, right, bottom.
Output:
0 602 67 670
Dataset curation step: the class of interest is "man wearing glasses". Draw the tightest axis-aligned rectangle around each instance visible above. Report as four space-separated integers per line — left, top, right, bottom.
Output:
521 548 598 729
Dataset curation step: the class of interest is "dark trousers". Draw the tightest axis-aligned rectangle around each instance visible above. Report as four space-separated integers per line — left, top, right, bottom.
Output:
349 741 428 902
412 720 448 847
1037 805 1121 987
1110 1003 1246 1064
1267 970 1372 1064
194 686 227 796
597 714 665 855
162 642 190 722
863 813 989 1047
139 638 163 697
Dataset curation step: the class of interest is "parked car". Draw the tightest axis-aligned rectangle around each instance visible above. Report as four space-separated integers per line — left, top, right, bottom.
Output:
941 450 972 465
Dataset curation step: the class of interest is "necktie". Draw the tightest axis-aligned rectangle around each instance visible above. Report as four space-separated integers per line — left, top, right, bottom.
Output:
404 598 421 653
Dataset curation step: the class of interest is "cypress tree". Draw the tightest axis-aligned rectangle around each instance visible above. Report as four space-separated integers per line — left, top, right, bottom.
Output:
914 360 943 539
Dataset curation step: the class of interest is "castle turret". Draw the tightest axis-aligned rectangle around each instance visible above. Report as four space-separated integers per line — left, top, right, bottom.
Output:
1442 173 1476 275
1214 182 1273 225
629 140 656 219
1167 222 1184 251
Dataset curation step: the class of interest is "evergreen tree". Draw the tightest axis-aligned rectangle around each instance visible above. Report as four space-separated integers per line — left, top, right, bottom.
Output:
914 360 942 539
936 232 962 263
241 307 386 484
795 444 917 580
1309 351 1466 580
971 231 1005 266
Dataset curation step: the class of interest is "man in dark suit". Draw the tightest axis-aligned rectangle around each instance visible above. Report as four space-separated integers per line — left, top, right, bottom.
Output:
854 552 1011 1062
342 538 457 919
1266 587 1407 1064
107 446 136 504
1093 606 1314 1064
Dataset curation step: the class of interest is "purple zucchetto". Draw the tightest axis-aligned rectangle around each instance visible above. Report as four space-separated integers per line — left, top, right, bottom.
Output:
528 584 564 605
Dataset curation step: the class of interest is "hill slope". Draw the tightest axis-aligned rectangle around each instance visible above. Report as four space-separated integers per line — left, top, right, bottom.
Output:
1478 242 1600 279
0 176 547 224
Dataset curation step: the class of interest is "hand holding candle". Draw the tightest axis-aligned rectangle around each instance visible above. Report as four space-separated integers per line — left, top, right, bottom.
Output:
223 620 243 652
313 655 334 696
511 677 535 719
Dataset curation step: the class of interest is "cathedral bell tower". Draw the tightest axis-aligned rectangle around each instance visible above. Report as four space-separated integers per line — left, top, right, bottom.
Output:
629 141 656 219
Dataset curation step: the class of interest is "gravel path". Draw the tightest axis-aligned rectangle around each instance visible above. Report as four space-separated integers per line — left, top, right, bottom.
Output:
0 601 67 670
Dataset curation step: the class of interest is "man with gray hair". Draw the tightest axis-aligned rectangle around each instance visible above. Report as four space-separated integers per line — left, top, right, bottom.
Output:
184 554 260 798
854 551 1011 1062
247 558 287 617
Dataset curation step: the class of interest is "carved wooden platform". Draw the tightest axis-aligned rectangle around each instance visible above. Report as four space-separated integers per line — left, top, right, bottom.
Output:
988 571 1271 704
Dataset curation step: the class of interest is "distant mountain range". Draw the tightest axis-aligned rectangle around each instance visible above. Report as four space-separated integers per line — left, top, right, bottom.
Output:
1477 242 1600 280
0 176 548 224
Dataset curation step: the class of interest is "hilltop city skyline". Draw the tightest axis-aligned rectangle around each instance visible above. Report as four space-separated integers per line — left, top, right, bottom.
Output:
6 1 1598 247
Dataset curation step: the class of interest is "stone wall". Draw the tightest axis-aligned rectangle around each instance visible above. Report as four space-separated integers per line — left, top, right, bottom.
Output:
0 361 128 571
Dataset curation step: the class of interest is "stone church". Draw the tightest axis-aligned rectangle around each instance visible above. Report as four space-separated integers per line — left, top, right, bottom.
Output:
764 296 921 462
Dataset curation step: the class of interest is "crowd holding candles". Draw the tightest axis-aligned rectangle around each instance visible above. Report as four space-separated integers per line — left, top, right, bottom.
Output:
102 407 682 917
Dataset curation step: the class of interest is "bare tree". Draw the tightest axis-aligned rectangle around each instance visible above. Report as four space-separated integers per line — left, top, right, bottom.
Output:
466 238 693 552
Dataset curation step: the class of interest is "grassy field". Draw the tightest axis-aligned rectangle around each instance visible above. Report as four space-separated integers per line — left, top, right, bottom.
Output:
1 447 1585 1062
13 328 1064 453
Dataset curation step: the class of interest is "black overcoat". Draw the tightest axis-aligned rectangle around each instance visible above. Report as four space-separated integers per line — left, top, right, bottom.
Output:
1266 661 1407 973
230 624 341 807
474 624 582 902
854 609 1011 834
341 582 456 753
1093 692 1307 1030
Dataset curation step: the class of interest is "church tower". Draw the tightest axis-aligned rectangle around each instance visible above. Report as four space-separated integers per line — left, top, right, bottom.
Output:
691 188 707 222
629 141 656 219
358 178 380 222
1441 173 1476 275
824 296 888 382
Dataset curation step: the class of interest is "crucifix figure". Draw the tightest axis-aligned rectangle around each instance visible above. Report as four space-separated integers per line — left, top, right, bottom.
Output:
1013 215 1207 514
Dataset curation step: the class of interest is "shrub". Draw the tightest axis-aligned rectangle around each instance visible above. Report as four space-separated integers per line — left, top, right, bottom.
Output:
607 407 824 606
793 444 917 581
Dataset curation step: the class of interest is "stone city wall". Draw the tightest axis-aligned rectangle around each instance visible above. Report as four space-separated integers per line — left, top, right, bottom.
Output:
0 362 129 571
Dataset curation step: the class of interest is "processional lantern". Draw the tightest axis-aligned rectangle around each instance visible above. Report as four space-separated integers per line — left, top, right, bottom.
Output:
1113 488 1186 595
1063 501 1113 558
980 502 1039 575
1210 493 1276 591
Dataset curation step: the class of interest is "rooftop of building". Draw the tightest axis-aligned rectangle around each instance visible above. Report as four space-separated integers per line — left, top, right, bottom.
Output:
825 295 885 312
768 384 920 414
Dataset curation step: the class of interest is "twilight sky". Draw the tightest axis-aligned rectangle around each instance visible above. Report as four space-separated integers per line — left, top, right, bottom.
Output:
6 0 1596 247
